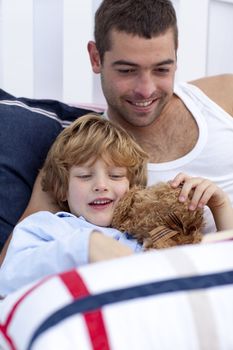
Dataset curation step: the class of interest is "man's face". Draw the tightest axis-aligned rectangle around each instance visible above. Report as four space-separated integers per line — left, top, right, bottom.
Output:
92 29 177 128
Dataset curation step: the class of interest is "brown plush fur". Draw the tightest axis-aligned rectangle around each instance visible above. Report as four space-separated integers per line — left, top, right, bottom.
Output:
112 182 204 249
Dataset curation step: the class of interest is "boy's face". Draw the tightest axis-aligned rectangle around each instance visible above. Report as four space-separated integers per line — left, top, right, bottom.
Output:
66 157 129 227
88 28 177 128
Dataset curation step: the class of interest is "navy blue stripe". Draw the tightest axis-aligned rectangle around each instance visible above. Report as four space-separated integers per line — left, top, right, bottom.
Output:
27 270 233 349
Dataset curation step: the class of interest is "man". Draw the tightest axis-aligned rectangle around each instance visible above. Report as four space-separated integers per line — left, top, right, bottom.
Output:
87 0 233 234
1 0 233 264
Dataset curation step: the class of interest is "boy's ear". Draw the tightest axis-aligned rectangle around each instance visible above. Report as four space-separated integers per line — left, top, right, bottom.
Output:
87 41 101 73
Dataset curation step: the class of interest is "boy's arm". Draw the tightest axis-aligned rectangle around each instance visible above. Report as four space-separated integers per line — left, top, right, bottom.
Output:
0 214 133 296
89 231 133 262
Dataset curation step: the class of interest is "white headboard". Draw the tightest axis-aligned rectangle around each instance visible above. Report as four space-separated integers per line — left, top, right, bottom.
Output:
0 0 233 103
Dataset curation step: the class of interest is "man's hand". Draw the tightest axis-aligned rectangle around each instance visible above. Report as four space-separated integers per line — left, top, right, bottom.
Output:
170 172 233 231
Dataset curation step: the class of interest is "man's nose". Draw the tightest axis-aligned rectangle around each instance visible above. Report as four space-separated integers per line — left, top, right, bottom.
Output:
134 73 155 99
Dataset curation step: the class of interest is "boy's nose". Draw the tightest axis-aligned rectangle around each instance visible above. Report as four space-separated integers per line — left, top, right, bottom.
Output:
93 185 108 192
93 178 108 192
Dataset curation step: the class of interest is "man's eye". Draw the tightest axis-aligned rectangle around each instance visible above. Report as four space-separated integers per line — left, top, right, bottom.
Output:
118 69 136 74
155 67 170 74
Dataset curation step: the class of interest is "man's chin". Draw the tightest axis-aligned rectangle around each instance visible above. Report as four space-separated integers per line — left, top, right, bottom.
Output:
123 112 158 128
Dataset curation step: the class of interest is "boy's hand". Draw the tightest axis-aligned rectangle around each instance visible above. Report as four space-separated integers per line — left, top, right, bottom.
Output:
89 231 133 263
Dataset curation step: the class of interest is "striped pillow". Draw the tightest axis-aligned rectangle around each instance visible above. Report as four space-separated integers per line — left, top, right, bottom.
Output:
1 239 233 350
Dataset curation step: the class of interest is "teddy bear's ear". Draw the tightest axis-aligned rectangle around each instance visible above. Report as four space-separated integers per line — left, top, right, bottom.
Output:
112 186 139 230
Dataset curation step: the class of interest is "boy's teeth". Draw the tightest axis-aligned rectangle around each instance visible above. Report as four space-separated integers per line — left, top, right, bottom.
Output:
93 200 111 205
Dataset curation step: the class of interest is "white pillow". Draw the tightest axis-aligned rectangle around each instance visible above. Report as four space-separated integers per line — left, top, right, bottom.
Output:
0 238 233 350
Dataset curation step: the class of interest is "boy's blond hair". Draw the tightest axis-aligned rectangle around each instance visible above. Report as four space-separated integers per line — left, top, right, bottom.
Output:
42 113 148 210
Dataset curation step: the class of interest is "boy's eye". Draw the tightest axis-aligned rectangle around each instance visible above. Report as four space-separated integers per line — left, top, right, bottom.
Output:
110 174 122 178
76 174 91 179
110 173 126 179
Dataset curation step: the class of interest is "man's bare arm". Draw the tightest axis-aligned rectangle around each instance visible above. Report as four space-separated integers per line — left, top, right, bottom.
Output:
20 170 60 220
0 171 59 267
0 236 11 266
190 74 233 117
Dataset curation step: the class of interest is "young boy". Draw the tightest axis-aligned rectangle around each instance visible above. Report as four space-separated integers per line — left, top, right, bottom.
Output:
0 114 232 297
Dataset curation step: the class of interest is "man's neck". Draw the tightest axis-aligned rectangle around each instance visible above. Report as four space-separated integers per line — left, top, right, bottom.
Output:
106 95 198 163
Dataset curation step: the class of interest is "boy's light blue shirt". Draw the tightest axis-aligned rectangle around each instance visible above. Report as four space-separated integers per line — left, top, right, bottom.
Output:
0 211 142 297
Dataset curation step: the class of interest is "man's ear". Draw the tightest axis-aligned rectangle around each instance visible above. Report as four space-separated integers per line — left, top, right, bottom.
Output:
87 41 101 73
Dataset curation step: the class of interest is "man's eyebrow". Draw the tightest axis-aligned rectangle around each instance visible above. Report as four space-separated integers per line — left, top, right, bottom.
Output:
112 60 138 67
112 59 175 67
157 59 175 66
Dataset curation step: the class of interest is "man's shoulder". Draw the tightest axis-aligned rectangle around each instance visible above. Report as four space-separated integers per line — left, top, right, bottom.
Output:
189 74 233 91
189 74 233 116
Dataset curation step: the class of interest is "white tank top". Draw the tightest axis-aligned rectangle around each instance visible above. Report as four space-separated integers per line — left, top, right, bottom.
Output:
148 82 233 233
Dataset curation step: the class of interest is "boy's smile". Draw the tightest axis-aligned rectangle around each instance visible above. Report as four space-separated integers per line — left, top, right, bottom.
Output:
66 157 130 227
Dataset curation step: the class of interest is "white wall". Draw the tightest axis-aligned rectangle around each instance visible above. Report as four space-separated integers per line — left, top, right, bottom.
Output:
0 0 233 104
0 0 34 97
207 0 233 75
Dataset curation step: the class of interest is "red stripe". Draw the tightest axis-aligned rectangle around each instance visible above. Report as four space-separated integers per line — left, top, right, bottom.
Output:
84 312 111 350
0 276 50 350
0 325 17 350
59 269 89 298
59 270 111 350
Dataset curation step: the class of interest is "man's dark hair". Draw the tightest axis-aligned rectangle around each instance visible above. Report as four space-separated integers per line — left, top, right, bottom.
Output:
94 0 178 62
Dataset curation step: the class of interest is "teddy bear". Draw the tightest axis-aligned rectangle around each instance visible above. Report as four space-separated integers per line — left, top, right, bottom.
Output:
111 182 205 250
